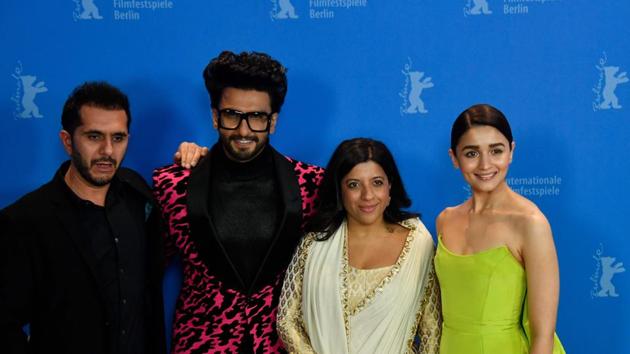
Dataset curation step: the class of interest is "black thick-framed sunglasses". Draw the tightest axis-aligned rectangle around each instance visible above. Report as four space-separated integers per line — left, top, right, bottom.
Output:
217 109 273 132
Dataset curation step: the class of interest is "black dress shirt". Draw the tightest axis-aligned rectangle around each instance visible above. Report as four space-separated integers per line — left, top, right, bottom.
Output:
63 177 147 354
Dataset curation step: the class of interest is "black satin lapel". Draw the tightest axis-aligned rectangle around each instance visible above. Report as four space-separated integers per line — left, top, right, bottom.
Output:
187 154 247 291
249 149 302 292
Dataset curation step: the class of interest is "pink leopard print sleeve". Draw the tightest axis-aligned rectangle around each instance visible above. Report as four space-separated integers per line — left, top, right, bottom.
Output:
152 164 191 266
286 158 324 224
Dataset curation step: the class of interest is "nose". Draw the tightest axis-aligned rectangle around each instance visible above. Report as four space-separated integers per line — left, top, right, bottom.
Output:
479 152 490 169
100 137 114 156
360 185 375 200
237 117 252 136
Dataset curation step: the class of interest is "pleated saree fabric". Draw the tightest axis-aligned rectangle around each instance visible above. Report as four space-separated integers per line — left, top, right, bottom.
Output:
278 218 441 354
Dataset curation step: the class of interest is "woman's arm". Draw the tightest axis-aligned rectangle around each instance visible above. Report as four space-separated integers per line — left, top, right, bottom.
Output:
435 209 448 238
418 264 442 354
277 235 317 354
522 213 560 354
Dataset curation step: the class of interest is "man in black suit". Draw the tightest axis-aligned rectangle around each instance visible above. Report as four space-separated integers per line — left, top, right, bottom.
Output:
0 82 166 354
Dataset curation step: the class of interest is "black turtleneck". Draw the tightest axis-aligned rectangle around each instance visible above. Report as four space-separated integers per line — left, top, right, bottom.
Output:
208 145 280 290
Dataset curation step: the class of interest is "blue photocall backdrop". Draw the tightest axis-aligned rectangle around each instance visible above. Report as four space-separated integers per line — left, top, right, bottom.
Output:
2 1 629 352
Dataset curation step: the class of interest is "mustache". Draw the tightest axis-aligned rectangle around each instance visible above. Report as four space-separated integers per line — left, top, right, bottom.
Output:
91 157 117 167
229 135 259 143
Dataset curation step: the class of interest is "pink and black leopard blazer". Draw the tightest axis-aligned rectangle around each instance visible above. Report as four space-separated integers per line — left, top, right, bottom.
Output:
153 146 323 353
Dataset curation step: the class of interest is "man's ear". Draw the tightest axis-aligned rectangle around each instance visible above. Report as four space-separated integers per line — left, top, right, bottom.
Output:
211 108 219 130
59 130 73 155
269 112 278 134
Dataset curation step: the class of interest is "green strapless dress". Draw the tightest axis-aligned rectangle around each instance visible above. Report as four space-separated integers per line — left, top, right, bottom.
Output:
434 237 565 354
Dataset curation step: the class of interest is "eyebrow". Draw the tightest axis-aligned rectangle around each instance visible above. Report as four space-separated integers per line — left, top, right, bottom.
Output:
82 130 128 136
344 176 386 182
221 108 271 114
461 142 506 150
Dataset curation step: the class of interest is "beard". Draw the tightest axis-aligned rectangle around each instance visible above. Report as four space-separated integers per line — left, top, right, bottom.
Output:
70 149 118 187
219 133 268 162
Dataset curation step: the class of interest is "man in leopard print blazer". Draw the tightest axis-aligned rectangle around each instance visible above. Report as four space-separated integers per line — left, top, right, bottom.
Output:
153 51 324 353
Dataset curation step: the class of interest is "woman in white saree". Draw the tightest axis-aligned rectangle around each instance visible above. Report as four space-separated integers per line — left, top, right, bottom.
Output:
278 138 441 354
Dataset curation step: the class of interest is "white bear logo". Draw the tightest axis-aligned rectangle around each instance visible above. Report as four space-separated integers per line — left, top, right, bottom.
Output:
13 74 48 118
405 71 434 114
465 0 492 16
273 0 298 20
597 256 625 297
75 0 103 20
599 66 628 110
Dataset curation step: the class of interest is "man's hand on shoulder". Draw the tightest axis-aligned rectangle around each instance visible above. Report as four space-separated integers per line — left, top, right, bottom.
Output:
173 142 209 169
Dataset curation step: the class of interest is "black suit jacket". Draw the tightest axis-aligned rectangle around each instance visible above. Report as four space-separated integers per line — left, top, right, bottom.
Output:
0 162 166 354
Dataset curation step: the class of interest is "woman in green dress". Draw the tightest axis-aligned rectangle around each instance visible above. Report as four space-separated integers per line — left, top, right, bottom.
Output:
434 104 565 354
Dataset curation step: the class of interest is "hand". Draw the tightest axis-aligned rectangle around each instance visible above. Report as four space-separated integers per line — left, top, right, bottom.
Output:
173 142 209 169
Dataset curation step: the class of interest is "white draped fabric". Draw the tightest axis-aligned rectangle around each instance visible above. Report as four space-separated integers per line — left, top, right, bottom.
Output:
302 218 435 353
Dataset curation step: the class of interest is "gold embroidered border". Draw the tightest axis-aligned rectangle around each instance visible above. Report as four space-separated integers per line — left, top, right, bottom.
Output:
345 219 417 317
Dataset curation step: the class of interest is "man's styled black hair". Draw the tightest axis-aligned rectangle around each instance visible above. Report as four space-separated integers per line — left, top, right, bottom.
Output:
61 81 131 135
203 51 288 113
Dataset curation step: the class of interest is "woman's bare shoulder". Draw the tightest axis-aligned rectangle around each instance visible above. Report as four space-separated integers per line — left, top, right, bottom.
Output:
506 193 552 241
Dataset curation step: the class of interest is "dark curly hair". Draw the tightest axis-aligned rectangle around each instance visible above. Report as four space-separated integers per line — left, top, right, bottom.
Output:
203 51 288 113
305 138 419 241
451 104 513 155
61 81 130 135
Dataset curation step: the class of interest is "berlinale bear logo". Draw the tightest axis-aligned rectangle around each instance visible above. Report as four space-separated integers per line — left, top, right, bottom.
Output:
593 52 628 111
74 0 104 20
400 58 434 116
18 76 48 118
405 72 434 114
11 62 48 119
599 66 628 110
591 244 626 298
271 0 298 20
597 257 625 297
464 0 492 16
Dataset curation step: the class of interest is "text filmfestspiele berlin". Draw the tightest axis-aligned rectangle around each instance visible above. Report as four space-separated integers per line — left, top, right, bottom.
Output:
113 0 173 20
309 0 367 19
503 0 558 15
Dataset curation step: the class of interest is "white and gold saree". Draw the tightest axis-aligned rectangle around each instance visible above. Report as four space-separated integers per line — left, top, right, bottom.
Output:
278 218 441 354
